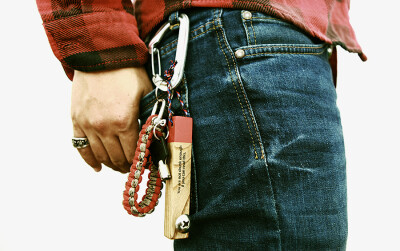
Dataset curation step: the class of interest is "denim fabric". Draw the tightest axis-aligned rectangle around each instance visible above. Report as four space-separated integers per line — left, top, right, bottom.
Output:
140 8 347 251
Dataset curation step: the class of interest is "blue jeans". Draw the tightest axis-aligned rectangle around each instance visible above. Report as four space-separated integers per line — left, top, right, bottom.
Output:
140 8 347 250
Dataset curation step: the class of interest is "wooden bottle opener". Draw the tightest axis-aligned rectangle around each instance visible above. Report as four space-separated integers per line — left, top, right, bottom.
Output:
164 116 193 239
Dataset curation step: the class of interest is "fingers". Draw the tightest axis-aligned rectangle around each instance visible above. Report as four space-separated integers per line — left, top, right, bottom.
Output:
77 147 102 172
100 136 131 173
71 68 150 174
74 125 135 173
119 121 140 165
73 126 102 172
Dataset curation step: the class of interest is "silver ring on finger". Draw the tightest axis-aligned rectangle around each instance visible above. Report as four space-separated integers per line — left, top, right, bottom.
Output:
72 137 90 149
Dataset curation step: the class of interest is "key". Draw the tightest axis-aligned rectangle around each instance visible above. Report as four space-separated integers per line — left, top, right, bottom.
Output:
150 136 171 180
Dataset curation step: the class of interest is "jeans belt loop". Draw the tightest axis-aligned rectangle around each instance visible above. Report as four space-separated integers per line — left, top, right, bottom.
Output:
169 11 180 24
149 12 190 92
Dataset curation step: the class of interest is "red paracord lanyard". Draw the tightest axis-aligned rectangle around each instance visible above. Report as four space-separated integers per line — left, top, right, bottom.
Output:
123 15 193 238
123 58 191 222
122 114 166 217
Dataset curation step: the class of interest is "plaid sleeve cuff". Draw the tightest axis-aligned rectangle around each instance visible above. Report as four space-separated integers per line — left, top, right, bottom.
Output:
43 10 148 80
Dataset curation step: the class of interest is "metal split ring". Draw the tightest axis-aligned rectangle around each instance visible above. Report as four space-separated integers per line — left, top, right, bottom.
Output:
153 119 169 140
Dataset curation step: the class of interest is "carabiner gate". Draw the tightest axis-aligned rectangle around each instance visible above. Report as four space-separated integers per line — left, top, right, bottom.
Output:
149 14 190 92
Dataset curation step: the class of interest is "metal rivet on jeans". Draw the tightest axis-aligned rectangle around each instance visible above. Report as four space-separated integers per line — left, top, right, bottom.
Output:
242 11 252 20
175 214 191 233
235 49 245 59
327 46 333 57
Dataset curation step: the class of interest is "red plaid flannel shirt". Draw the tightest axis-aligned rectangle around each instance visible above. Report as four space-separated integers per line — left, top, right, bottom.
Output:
37 0 366 80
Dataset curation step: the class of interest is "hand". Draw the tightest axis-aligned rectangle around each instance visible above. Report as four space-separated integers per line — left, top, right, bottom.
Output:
71 67 153 173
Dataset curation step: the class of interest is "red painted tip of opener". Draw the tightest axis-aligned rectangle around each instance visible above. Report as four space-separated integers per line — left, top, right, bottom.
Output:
168 116 193 143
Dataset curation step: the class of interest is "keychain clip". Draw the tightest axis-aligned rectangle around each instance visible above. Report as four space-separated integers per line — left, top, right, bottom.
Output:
149 14 190 92
151 99 169 140
151 99 166 124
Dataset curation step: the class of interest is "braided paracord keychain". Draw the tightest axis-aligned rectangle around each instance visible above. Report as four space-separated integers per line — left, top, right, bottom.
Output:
122 110 167 217
123 61 190 222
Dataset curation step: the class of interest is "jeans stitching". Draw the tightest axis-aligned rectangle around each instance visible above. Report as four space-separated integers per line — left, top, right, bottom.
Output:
241 11 252 46
190 20 215 34
159 20 215 52
160 26 218 56
245 50 325 57
219 9 282 247
214 15 260 160
242 44 325 50
250 17 257 44
220 13 265 160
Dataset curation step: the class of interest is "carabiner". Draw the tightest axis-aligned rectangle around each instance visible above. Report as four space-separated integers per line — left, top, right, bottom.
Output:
148 14 190 92
151 48 163 87
151 99 169 140
151 99 167 125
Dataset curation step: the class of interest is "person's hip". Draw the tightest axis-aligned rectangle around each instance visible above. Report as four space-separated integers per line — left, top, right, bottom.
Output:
139 8 347 250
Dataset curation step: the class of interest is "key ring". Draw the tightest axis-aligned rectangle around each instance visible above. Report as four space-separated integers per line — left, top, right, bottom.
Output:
151 99 166 125
153 119 169 140
151 99 170 140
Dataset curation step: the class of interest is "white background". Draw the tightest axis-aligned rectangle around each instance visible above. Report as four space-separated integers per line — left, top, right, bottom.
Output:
0 1 398 250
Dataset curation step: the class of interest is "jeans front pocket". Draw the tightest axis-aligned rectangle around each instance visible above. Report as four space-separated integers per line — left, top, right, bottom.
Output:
237 10 330 60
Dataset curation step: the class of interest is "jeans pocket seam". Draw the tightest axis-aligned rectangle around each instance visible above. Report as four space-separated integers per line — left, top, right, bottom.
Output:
241 12 252 46
159 21 218 57
251 18 257 45
217 10 283 246
246 50 325 58
239 43 327 59
215 18 265 160
242 44 325 50
241 11 258 46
